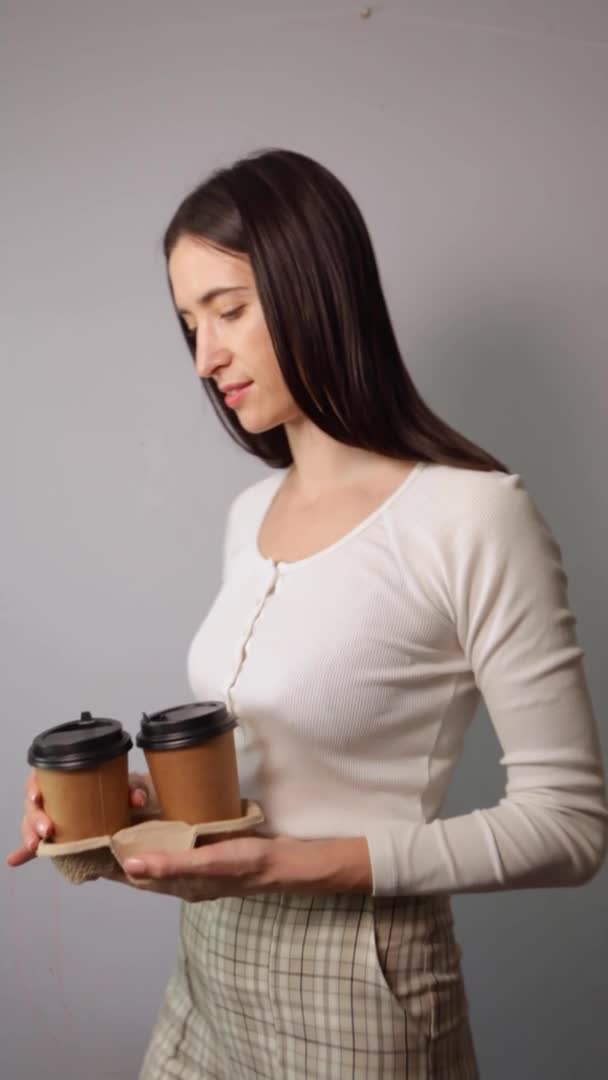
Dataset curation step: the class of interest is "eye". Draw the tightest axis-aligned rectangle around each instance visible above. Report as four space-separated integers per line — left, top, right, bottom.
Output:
220 305 245 322
182 322 196 341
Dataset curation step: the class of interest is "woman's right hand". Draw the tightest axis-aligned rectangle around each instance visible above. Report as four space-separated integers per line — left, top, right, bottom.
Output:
5 769 156 868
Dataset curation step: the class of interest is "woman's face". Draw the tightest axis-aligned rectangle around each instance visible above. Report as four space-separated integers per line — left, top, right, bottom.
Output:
167 234 302 433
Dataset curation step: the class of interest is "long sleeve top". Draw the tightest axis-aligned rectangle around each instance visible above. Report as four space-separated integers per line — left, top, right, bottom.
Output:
186 461 608 896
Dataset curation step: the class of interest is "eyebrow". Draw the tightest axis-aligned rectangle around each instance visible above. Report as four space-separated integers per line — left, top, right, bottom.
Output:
176 286 248 315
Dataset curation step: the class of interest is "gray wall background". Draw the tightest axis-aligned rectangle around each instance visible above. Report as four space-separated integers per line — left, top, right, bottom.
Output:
2 2 607 1077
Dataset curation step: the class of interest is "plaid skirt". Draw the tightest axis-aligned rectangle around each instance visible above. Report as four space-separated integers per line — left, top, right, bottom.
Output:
139 891 479 1079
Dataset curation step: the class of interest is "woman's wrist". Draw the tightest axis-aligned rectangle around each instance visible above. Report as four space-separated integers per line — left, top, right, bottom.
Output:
270 836 373 894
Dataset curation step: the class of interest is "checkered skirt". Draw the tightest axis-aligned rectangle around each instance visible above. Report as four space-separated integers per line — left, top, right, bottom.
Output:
139 891 479 1079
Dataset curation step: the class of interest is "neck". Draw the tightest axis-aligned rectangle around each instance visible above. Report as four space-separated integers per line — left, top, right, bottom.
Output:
283 416 392 501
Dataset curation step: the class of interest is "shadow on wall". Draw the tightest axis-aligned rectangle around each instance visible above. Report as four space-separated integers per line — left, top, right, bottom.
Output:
410 293 608 1079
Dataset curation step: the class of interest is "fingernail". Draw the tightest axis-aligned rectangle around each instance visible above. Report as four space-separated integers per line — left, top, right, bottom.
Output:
37 823 48 838
124 858 146 874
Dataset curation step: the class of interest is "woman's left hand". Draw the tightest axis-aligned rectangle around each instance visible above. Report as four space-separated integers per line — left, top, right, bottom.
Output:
103 834 372 900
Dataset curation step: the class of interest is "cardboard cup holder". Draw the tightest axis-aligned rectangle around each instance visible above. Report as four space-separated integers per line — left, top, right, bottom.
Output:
36 799 265 886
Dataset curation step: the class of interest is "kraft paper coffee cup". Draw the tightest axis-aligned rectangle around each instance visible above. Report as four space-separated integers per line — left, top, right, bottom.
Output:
27 711 133 842
135 702 241 825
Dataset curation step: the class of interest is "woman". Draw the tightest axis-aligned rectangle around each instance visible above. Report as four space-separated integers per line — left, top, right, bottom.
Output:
9 148 608 1079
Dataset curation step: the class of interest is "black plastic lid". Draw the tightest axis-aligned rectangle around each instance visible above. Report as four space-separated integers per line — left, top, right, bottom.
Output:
27 711 133 771
135 701 235 751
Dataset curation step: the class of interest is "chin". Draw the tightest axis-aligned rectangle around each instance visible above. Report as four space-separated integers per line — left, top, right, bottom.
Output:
236 406 297 435
237 416 285 435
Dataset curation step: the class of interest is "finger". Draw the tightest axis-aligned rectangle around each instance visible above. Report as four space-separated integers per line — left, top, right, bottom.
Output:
122 839 259 880
24 814 53 841
128 788 148 808
122 851 199 878
25 772 42 806
128 773 151 806
6 839 38 867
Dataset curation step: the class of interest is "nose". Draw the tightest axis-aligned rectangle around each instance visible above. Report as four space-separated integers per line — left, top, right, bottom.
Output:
193 322 231 381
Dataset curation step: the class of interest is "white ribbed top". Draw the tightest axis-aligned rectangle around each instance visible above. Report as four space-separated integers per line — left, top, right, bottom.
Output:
187 462 608 896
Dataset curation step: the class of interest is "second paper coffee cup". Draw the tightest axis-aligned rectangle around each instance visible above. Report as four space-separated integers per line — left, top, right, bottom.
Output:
135 702 242 825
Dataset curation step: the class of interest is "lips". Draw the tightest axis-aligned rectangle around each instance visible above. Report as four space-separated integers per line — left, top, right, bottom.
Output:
219 381 253 395
222 381 253 409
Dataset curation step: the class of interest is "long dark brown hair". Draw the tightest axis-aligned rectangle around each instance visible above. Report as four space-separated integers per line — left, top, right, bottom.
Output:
163 148 509 474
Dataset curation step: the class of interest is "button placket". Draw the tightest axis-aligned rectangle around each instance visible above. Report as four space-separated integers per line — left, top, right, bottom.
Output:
226 563 281 732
